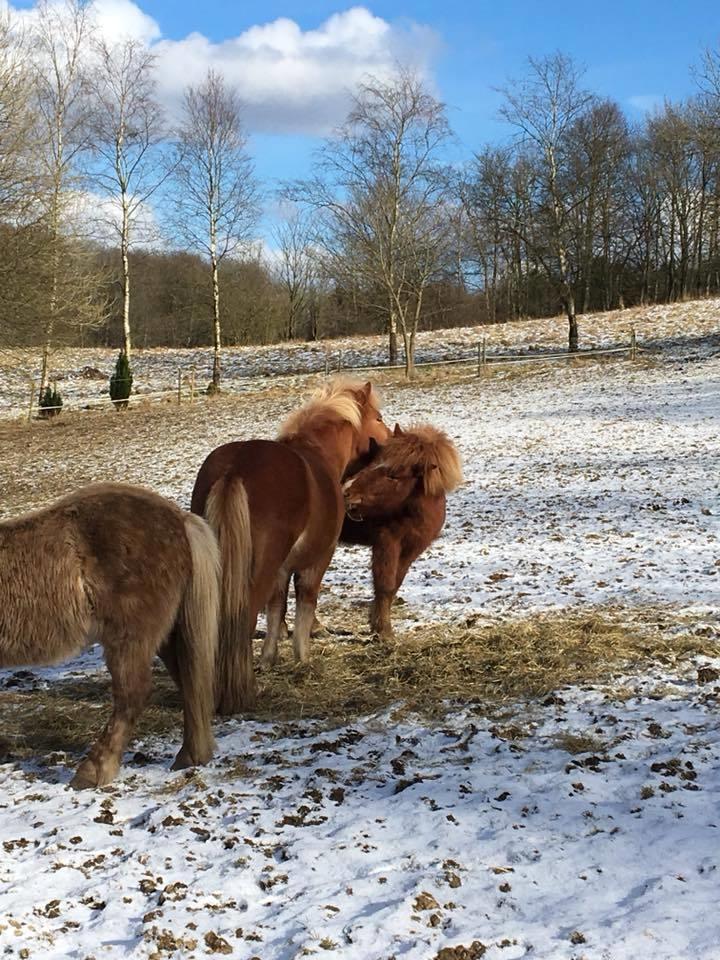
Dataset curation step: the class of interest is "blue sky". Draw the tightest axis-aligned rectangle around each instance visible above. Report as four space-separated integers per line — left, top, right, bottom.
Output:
125 0 719 186
11 0 719 243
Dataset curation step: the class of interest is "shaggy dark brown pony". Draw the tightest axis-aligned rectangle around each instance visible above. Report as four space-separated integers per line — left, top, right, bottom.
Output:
0 483 220 788
191 377 390 714
342 423 463 638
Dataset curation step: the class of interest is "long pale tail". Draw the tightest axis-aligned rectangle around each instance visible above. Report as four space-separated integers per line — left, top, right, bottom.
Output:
174 513 221 766
205 475 255 714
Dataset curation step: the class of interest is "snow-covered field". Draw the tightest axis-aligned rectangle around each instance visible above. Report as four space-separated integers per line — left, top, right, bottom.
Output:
1 295 719 416
1 301 719 958
1 658 720 960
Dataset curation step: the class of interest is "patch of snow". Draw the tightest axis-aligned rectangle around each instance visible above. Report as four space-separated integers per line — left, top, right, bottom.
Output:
1 305 719 958
1 659 719 959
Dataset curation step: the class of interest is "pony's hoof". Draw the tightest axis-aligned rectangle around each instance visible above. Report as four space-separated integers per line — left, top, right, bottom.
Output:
215 691 255 715
70 759 102 790
258 654 278 670
170 747 193 771
171 743 214 770
310 617 327 638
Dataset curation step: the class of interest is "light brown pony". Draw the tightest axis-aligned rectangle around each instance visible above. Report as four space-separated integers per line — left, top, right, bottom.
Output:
342 423 463 638
0 483 220 788
191 378 389 715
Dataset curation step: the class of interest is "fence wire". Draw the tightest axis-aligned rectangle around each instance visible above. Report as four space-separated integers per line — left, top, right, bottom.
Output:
0 331 641 422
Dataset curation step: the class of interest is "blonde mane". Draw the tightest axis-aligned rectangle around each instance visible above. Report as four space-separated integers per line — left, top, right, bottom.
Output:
278 377 380 439
381 423 463 496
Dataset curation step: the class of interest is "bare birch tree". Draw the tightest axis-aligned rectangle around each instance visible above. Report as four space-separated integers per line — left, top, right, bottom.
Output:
288 69 453 374
86 37 167 358
0 15 40 225
0 13 46 339
272 209 318 340
499 52 595 350
31 0 97 395
169 69 259 389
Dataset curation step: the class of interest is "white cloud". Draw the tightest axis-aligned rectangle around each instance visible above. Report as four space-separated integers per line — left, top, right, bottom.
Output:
8 0 159 42
151 7 441 134
91 0 161 44
66 189 161 248
10 2 441 135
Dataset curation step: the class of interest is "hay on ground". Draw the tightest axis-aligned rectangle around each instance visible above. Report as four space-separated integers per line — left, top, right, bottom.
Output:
2 609 715 766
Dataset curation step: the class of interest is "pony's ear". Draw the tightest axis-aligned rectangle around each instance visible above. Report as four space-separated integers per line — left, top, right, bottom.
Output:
393 423 404 437
414 460 437 476
358 381 373 403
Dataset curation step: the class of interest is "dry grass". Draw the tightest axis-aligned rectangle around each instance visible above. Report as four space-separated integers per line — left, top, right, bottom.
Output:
0 394 251 516
252 607 717 723
2 610 716 765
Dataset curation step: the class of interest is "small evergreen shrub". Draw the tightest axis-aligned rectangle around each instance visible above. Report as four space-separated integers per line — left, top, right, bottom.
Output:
38 383 62 419
109 351 132 409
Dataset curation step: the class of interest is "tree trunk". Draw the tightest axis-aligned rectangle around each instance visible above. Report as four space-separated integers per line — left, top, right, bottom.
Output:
401 325 416 380
211 251 221 388
121 199 132 358
666 198 676 301
39 340 51 403
565 290 578 352
405 350 415 380
39 218 60 402
582 189 596 313
388 307 398 365
308 296 319 341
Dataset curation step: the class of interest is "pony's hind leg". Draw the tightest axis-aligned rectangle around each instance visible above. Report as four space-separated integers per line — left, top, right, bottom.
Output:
159 635 181 686
292 562 329 663
158 632 208 771
278 573 325 639
260 572 291 668
71 640 154 789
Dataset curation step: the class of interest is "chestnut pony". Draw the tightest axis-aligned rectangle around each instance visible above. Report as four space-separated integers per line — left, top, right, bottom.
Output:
342 423 463 638
0 483 220 787
191 378 389 714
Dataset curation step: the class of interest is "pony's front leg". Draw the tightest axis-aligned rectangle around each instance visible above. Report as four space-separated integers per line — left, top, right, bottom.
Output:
370 537 401 640
260 573 290 668
71 643 153 789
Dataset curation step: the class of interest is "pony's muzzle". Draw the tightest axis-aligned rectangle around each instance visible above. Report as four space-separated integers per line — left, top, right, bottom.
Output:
345 502 364 522
343 476 365 520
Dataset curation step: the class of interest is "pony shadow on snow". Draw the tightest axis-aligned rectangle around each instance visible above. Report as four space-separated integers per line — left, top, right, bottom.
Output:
0 663 184 783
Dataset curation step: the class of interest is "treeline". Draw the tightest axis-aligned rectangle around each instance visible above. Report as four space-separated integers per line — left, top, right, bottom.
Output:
1 2 719 384
460 55 720 349
76 248 478 349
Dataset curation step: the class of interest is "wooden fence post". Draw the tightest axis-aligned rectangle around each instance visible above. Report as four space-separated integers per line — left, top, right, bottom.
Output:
325 349 329 375
177 369 182 404
190 367 196 403
478 337 487 376
630 327 637 361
